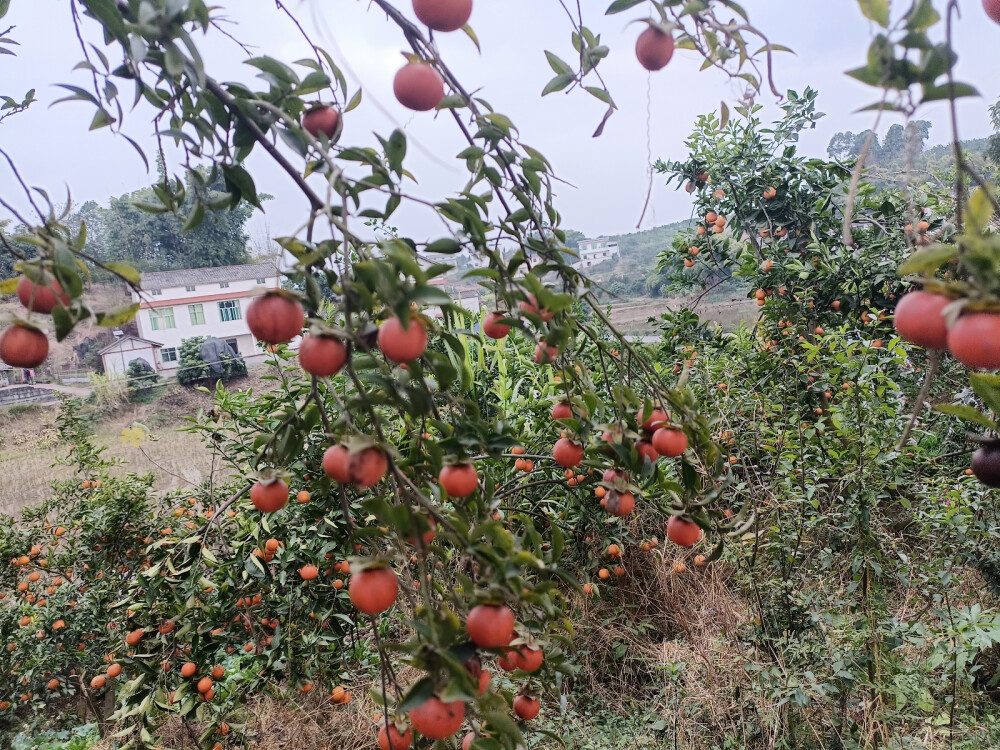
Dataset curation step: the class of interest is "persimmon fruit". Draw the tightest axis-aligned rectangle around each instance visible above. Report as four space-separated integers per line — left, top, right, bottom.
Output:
635 26 674 71
246 292 304 345
302 105 341 139
18 277 69 314
0 325 49 368
947 313 1000 370
394 63 445 111
413 0 472 31
893 290 950 350
667 516 702 547
378 316 428 363
439 463 479 498
298 335 348 377
408 696 465 739
250 479 289 513
466 603 515 648
349 566 398 614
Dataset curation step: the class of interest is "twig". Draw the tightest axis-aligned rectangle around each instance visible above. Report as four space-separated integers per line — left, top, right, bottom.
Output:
896 351 941 451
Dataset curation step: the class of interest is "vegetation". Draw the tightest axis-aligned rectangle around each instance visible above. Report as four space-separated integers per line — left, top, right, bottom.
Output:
176 337 247 387
3 1 1000 750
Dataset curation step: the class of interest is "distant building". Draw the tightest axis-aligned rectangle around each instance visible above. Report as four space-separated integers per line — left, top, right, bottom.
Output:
575 238 620 269
99 335 163 377
130 262 284 373
426 279 483 319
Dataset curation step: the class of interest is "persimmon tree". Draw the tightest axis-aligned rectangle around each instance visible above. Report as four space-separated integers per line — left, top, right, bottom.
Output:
4 0 1000 748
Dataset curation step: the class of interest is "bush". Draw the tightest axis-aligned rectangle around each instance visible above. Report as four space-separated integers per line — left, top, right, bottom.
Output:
176 336 247 386
124 359 158 398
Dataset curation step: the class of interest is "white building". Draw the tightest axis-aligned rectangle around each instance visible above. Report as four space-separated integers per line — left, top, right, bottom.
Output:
99 335 162 377
575 238 620 269
130 262 283 373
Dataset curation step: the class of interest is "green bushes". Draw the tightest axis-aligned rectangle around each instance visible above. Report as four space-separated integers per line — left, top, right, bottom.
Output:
176 336 247 386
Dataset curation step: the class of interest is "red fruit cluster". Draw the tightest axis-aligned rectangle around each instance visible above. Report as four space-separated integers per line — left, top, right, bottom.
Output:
895 290 1000 370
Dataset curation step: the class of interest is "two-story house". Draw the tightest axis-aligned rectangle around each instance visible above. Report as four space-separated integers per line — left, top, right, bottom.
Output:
104 262 284 375
575 238 620 269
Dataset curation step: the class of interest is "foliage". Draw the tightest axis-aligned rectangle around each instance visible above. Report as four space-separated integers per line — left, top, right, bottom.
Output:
124 359 158 397
3 1 1000 749
176 337 247 387
67 169 253 274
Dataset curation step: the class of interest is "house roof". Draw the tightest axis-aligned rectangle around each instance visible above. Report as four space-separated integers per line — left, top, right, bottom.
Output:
98 336 163 355
139 262 280 291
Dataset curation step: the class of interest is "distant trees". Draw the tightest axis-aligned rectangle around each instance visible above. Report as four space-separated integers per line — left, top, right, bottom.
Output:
73 169 254 273
827 120 932 165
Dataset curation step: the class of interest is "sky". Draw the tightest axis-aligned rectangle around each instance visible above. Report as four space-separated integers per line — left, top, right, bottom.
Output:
1 0 999 248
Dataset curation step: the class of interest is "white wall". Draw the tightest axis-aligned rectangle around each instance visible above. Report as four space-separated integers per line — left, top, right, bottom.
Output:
133 276 281 359
102 344 157 376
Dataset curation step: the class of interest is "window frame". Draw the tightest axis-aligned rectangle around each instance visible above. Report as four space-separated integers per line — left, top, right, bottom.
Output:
188 303 206 326
218 299 242 323
149 307 176 331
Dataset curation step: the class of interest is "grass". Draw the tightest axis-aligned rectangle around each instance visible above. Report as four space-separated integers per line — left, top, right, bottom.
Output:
607 296 758 336
0 370 276 516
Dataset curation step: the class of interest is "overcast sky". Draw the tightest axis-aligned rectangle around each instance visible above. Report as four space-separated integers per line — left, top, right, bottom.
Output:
1 1 998 246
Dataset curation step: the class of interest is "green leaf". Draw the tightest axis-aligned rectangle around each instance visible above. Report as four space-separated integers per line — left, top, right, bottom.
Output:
79 0 127 41
426 238 462 254
482 712 525 744
544 51 573 76
584 86 614 105
921 82 979 103
102 262 142 285
222 164 262 209
385 129 407 175
605 0 646 13
164 43 186 77
297 71 330 95
906 0 940 31
898 244 956 276
0 0 10 19
934 403 997 430
52 306 74 341
96 303 141 327
344 88 363 114
541 73 575 96
856 0 889 27
407 287 453 307
396 677 435 712
182 201 206 231
970 373 1000 419
0 276 18 295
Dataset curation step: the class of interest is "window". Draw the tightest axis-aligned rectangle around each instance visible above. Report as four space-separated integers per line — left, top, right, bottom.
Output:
219 281 230 289
185 285 196 292
149 307 176 331
188 304 205 326
150 289 162 296
256 278 267 285
160 347 178 363
218 299 241 322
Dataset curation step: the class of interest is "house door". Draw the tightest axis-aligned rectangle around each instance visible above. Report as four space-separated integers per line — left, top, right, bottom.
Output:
225 338 240 354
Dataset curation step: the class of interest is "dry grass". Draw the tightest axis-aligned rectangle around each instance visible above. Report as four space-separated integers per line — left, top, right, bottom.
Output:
608 296 758 335
0 369 279 515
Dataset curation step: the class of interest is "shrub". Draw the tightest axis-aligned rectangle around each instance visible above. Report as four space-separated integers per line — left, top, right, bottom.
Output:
176 337 247 387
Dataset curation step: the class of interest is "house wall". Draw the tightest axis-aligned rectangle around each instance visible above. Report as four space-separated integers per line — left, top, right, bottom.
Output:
132 275 282 365
102 343 157 376
575 240 620 268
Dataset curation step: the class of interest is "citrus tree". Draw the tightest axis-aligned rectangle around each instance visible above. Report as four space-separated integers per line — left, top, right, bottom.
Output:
4 1 1000 749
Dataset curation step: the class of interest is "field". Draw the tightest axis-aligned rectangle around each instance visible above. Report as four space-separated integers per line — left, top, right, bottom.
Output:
0 370 278 516
607 295 759 335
